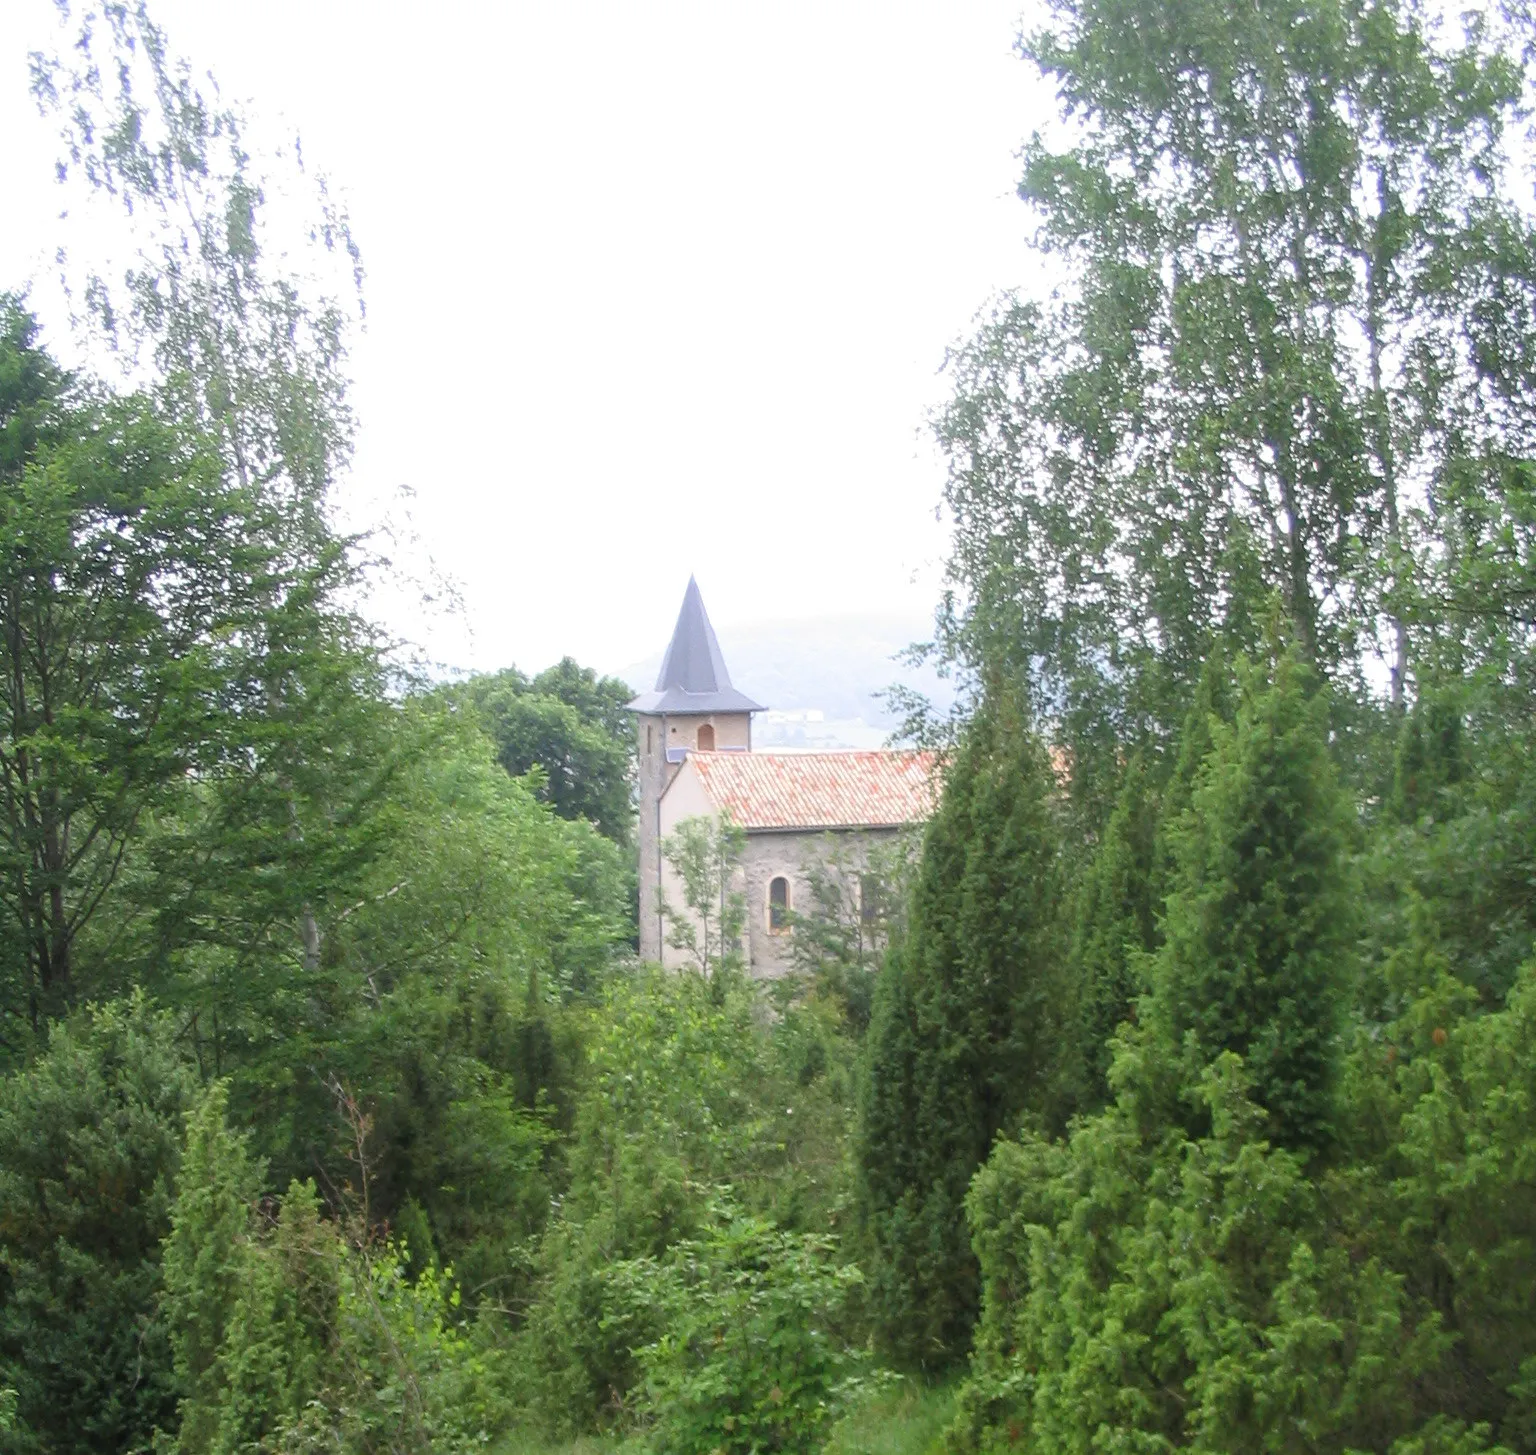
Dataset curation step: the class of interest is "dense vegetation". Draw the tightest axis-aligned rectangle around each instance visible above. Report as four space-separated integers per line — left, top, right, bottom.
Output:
6 0 1536 1452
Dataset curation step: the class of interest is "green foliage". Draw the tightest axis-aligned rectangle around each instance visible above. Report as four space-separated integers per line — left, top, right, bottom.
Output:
1071 752 1160 1105
19 2 1536 1452
162 1084 513 1454
289 1244 509 1455
958 1055 1458 1454
1362 673 1536 1015
518 968 856 1436
15 8 399 1042
660 815 747 978
517 969 770 1430
629 1207 869 1455
1148 651 1354 1153
201 1180 335 1455
160 1083 266 1452
822 1379 957 1455
955 947 1536 1454
925 0 1536 806
0 996 194 1454
1376 962 1536 1441
0 298 374 1032
32 0 363 522
1390 692 1469 828
452 661 638 846
856 688 1071 1370
159 712 625 1300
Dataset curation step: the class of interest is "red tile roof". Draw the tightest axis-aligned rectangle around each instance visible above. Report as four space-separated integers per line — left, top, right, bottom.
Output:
684 749 938 830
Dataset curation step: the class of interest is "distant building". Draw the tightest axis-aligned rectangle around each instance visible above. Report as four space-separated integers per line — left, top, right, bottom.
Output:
627 578 934 976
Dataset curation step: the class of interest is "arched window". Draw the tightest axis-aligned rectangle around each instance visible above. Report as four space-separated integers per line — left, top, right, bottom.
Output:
768 876 790 934
696 723 715 751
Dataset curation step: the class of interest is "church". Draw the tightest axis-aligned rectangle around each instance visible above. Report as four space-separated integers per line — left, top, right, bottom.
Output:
627 578 935 976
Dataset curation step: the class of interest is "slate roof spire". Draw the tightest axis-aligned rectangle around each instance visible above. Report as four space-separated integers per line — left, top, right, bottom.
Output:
626 577 766 715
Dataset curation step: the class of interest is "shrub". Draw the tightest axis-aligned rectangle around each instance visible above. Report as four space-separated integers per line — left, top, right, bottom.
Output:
516 966 857 1435
0 996 194 1454
163 1082 513 1454
631 1207 869 1455
956 1056 1448 1453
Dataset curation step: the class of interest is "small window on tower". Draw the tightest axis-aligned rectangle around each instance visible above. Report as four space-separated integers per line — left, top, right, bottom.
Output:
696 723 715 751
647 725 654 754
768 876 790 934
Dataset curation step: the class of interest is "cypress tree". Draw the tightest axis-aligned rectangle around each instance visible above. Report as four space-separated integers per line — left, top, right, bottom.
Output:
855 685 1070 1369
1155 644 1236 842
1072 753 1160 1107
161 1083 264 1455
1147 650 1354 1154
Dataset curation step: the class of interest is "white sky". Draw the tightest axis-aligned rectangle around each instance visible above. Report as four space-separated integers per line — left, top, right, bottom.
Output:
0 2 1054 676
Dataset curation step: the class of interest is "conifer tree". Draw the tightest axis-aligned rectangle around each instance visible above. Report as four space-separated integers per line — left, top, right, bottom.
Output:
855 685 1069 1368
0 997 193 1453
160 1083 264 1455
1148 650 1354 1154
1072 753 1160 1105
1152 646 1238 878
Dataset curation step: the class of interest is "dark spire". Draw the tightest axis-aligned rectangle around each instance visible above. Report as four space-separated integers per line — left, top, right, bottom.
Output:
626 577 766 715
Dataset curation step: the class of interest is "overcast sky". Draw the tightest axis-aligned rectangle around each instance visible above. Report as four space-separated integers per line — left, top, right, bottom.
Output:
0 2 1054 677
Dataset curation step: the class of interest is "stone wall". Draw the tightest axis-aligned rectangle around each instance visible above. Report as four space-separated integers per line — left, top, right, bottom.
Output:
740 826 903 978
650 809 904 979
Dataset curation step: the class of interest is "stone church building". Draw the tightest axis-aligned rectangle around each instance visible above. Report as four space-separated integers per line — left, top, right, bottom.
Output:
628 578 934 976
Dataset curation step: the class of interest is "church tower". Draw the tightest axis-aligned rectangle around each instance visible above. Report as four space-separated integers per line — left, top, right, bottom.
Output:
627 577 764 961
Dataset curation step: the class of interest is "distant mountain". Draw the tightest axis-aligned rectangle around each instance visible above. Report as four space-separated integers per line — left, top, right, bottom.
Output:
615 613 958 750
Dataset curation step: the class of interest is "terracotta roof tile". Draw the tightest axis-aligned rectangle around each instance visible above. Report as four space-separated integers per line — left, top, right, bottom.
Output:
685 749 937 830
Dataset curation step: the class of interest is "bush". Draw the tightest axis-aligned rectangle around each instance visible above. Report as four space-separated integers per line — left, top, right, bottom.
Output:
0 996 194 1454
283 1243 510 1455
515 969 771 1432
516 967 858 1435
956 1055 1448 1454
630 1207 869 1455
163 1081 514 1454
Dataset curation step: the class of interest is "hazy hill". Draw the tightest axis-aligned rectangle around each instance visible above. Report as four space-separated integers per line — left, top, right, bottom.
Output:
616 613 957 750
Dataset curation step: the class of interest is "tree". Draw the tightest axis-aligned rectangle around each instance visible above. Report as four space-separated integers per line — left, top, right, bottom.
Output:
160 707 630 1281
855 686 1070 1368
160 1082 265 1455
161 1085 513 1454
926 0 1536 816
0 301 346 1033
29 1 389 996
660 813 747 979
1072 752 1160 1105
1148 649 1354 1154
30 1 362 532
0 996 195 1454
450 660 636 845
